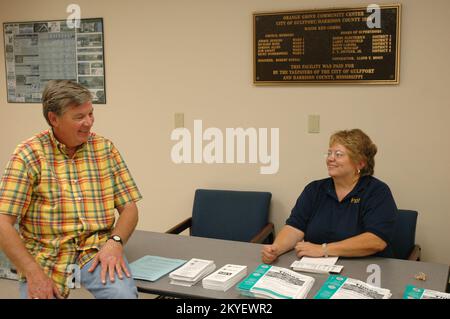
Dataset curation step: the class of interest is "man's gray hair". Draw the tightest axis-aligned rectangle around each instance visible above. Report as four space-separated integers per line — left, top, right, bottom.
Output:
42 80 93 126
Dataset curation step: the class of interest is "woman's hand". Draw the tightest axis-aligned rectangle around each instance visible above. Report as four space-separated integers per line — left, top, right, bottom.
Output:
295 241 325 258
261 244 280 264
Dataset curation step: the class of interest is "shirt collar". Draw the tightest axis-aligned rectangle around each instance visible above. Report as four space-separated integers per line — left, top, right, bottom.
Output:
324 175 370 201
48 128 89 158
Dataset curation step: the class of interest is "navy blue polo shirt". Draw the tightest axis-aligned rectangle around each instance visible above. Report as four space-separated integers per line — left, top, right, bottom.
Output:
286 175 397 257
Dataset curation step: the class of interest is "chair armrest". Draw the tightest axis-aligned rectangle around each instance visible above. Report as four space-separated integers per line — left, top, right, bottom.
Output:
166 217 192 234
408 244 421 261
250 223 274 244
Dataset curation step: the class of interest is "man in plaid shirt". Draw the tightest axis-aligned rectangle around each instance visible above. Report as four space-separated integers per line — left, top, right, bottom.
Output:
0 80 142 299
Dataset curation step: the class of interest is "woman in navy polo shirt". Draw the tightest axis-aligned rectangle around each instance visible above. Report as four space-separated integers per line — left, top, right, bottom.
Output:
262 129 397 263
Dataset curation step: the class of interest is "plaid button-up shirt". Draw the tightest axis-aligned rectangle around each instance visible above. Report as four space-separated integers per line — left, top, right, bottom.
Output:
0 129 142 297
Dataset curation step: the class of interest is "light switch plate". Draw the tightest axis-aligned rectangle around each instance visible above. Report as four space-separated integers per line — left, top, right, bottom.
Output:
308 115 320 133
174 113 184 128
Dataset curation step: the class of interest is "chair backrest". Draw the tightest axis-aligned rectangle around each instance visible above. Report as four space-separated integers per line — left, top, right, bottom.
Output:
391 209 418 260
191 189 272 242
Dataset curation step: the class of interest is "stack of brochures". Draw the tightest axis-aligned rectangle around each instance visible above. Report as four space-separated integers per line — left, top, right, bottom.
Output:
290 256 344 274
403 284 450 299
237 264 315 299
129 255 187 282
202 264 247 292
314 275 392 299
169 258 216 287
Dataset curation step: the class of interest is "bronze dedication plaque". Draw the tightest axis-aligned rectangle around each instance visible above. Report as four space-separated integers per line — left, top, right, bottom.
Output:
254 4 401 84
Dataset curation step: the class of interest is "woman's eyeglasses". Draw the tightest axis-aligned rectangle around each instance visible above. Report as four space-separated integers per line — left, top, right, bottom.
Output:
324 150 346 159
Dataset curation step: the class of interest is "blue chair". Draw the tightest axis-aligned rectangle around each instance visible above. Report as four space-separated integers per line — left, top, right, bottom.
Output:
391 210 421 261
167 189 274 244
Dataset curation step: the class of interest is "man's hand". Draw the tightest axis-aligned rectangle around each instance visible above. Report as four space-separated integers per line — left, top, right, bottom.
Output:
88 240 131 284
26 266 63 299
295 241 324 258
261 244 280 264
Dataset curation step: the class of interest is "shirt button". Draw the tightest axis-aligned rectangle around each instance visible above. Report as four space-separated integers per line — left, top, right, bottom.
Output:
73 180 78 184
77 197 82 201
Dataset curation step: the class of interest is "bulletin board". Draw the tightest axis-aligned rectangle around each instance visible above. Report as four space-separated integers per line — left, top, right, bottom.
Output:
3 18 106 103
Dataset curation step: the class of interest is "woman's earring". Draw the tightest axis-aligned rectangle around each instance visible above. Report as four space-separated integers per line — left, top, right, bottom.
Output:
357 169 361 175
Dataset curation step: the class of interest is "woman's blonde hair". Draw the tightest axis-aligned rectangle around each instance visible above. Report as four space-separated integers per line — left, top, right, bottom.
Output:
329 129 377 176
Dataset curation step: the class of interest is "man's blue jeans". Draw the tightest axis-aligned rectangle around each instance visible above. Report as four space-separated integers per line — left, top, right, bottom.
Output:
20 256 138 299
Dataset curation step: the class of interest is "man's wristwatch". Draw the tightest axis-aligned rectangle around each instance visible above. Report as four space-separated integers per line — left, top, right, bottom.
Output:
109 234 123 245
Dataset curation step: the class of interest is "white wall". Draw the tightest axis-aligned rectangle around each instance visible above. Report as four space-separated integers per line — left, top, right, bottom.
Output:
0 0 449 264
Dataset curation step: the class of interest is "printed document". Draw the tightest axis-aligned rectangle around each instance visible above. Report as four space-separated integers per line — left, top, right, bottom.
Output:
314 275 392 299
129 255 186 282
237 264 315 299
169 258 216 286
202 264 247 292
291 256 343 274
403 285 450 299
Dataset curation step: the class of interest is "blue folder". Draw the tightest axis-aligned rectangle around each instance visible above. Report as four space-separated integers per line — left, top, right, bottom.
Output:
129 255 187 282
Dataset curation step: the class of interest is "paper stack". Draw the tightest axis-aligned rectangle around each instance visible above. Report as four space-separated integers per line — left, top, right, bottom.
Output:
129 255 186 282
403 285 450 299
314 275 392 299
290 257 344 274
169 258 216 287
202 264 247 292
237 264 315 299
